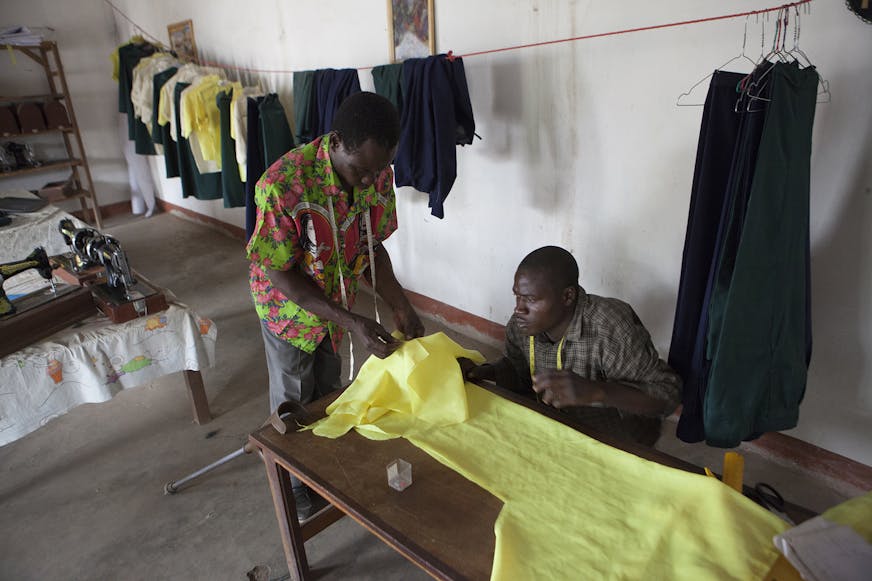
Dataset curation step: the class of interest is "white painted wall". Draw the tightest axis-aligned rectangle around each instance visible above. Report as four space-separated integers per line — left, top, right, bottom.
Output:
4 1 871 465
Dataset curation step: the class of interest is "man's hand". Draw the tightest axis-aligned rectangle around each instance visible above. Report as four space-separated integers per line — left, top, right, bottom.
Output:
457 358 495 383
532 369 606 409
393 303 425 340
350 314 401 358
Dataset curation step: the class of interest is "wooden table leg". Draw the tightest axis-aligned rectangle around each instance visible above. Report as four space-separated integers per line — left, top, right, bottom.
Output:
183 370 211 424
261 449 309 581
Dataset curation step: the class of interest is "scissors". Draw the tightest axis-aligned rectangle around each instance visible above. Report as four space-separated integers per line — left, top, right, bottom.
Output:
752 482 795 526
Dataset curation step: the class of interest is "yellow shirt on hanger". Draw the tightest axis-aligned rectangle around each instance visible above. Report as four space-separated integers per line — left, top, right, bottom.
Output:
308 332 788 580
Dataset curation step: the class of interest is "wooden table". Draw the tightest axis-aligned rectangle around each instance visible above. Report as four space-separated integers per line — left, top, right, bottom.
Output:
248 384 813 581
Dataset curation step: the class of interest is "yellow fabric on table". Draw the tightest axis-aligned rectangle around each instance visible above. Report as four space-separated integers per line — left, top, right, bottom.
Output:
309 333 788 580
822 490 872 543
311 332 485 440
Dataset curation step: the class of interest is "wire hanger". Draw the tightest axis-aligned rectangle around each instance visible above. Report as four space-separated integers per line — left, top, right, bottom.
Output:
676 15 758 107
737 8 789 112
742 6 830 111
786 4 831 103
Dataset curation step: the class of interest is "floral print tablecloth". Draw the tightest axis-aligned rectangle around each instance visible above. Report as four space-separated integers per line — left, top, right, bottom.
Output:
0 302 217 446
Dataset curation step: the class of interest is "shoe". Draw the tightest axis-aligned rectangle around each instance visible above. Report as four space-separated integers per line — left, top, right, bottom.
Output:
293 485 329 523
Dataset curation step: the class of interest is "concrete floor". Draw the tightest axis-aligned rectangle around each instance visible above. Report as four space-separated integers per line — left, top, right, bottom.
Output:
0 211 862 580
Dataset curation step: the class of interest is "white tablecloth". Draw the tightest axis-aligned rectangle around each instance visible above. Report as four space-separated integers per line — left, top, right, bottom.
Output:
0 189 89 263
0 300 217 447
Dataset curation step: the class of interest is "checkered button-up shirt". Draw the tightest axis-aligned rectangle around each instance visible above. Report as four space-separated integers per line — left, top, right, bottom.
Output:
496 289 682 444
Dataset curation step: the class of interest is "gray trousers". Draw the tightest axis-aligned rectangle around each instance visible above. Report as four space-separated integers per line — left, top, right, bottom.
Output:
261 321 342 413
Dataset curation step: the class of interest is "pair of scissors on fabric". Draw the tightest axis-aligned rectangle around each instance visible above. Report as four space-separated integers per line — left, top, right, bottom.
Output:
752 482 796 525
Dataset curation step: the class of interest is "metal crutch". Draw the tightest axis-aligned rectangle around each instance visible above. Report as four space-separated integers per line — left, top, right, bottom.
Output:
163 400 309 495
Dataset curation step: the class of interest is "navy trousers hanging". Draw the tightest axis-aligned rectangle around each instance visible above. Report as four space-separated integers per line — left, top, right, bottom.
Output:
672 67 773 443
669 71 745 442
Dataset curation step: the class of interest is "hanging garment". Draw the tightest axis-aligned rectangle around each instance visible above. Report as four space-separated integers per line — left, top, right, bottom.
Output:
394 54 476 219
173 82 222 200
292 70 318 146
156 64 224 145
314 68 361 136
245 95 266 242
217 88 244 208
118 115 156 216
151 67 180 178
704 63 818 447
231 86 265 182
672 63 777 443
258 93 295 167
131 52 179 138
117 41 157 155
372 63 405 119
308 333 788 580
180 75 235 173
670 69 761 443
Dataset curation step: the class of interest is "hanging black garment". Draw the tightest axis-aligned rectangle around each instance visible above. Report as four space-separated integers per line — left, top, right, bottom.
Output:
245 95 266 242
314 68 361 136
669 70 745 442
217 89 245 208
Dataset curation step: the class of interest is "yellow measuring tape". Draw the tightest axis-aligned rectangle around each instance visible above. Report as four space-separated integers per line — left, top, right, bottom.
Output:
529 335 566 375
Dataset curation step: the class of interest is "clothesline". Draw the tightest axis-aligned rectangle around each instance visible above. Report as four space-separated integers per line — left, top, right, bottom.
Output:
106 0 813 75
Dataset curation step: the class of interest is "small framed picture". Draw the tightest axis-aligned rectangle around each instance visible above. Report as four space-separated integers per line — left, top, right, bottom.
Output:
167 19 198 64
387 0 435 63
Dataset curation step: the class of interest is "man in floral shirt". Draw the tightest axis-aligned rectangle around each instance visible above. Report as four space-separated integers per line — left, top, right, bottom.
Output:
247 92 424 518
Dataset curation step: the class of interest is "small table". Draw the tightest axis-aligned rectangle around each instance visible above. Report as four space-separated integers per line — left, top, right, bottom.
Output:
250 385 810 581
0 300 216 447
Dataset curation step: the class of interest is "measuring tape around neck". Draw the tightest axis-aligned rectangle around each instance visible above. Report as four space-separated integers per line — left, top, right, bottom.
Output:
529 334 566 376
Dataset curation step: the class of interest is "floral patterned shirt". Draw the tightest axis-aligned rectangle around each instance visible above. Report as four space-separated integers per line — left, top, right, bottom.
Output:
246 134 398 353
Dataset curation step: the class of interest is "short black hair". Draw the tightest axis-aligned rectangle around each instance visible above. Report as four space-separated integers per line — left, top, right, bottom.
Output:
331 92 401 152
518 246 579 291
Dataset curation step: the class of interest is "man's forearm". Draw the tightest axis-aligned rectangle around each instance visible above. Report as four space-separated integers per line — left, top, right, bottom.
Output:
595 380 673 417
267 267 356 328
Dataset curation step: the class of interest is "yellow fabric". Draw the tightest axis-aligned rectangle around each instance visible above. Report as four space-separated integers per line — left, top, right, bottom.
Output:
110 49 119 81
179 76 238 167
309 333 788 580
311 332 485 440
822 490 872 543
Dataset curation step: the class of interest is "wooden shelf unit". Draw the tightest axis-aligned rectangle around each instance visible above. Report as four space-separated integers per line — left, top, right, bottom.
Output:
1 41 102 228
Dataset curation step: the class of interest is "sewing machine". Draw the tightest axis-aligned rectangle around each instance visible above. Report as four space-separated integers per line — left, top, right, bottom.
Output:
0 246 95 357
52 219 167 323
0 247 55 316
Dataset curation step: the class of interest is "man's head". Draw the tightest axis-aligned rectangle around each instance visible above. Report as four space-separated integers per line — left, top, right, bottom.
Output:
512 246 580 337
329 92 400 192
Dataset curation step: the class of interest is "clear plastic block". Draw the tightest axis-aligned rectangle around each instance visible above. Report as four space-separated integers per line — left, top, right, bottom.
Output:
386 458 412 491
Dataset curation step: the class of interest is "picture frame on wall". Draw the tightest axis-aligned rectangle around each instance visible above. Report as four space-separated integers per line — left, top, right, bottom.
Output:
387 0 435 63
167 19 198 64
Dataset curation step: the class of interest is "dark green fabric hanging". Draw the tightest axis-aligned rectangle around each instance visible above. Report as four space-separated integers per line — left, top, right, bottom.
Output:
259 93 295 168
217 89 245 208
152 67 180 178
292 71 317 146
372 63 404 118
704 63 818 447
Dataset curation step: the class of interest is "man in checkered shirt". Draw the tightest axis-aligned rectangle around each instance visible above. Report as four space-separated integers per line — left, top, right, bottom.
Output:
462 246 681 446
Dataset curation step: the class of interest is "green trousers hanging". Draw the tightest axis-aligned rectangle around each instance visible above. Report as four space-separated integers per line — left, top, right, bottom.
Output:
705 63 819 447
